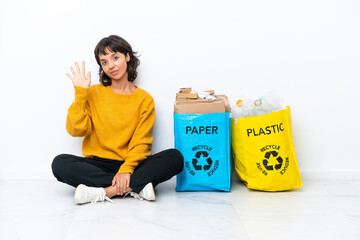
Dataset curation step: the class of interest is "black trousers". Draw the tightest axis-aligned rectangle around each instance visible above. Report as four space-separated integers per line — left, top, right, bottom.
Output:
52 148 183 193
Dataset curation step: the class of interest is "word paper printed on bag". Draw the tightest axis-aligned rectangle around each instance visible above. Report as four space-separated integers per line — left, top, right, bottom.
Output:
186 126 218 135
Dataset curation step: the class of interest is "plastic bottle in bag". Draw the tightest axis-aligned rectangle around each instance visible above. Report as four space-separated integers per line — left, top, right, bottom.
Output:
231 97 253 118
253 91 285 116
232 91 286 118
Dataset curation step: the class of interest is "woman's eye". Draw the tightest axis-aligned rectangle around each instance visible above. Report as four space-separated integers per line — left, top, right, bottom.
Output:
114 56 118 61
101 61 107 65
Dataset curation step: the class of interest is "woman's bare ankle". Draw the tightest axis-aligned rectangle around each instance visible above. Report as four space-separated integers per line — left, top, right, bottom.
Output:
104 186 117 198
104 186 132 198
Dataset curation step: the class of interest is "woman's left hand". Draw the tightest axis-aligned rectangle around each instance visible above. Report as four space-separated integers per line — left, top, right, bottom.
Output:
112 173 131 195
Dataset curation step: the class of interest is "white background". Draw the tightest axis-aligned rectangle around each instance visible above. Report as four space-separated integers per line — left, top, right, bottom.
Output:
0 0 359 179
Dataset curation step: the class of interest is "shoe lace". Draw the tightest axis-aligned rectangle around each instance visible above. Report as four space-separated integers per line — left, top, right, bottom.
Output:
89 190 114 204
124 192 144 201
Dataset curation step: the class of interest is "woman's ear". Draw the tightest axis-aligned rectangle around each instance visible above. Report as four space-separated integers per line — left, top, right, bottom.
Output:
126 53 130 62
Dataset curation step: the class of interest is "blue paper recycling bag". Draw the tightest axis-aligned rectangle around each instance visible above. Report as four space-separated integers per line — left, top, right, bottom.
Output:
174 113 231 191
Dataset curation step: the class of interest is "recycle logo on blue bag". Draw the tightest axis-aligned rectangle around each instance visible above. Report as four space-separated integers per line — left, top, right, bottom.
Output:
184 145 220 177
193 151 212 170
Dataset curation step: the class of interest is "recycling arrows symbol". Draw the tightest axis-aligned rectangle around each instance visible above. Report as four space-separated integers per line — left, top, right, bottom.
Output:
263 151 283 171
192 151 213 171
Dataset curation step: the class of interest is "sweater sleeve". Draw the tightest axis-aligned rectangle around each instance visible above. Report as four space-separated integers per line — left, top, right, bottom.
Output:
117 97 155 174
66 86 92 137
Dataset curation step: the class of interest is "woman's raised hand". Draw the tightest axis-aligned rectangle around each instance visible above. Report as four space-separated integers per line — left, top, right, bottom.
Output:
66 61 91 88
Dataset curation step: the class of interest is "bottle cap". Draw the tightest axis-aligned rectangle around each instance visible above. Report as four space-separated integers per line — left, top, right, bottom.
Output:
236 99 243 107
254 99 262 107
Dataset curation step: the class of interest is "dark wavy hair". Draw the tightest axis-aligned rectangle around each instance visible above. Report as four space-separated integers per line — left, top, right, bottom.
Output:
94 35 140 86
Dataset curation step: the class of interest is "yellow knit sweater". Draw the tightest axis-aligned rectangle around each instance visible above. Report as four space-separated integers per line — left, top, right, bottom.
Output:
66 84 155 174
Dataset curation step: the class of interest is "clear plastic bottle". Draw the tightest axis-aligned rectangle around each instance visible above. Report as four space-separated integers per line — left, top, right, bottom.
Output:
232 91 286 118
231 97 253 118
253 91 285 116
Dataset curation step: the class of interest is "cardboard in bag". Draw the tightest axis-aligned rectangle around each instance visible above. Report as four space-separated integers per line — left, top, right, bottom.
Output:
174 88 230 114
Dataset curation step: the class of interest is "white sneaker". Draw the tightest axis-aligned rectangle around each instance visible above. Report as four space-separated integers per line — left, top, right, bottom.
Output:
74 184 114 205
126 182 155 201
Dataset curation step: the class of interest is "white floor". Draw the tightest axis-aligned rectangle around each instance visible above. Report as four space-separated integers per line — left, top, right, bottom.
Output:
0 177 359 240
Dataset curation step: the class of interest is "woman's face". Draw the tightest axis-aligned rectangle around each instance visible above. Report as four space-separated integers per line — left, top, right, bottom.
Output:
99 48 130 82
